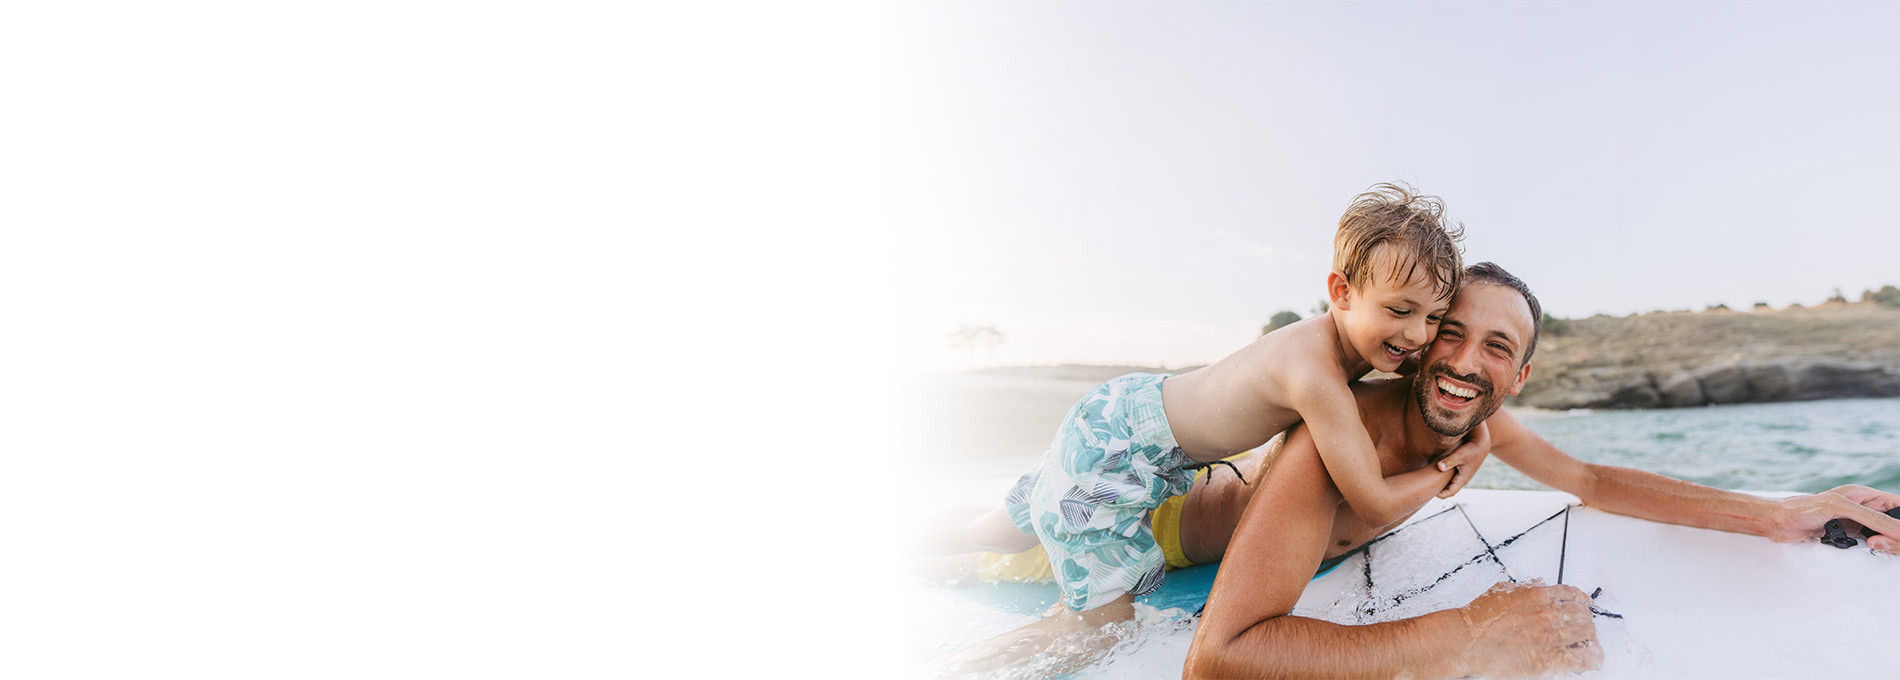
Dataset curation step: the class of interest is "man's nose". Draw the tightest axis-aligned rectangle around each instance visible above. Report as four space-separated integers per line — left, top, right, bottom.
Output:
1444 340 1482 377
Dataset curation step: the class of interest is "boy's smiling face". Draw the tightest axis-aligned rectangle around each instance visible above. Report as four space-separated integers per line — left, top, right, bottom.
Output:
1330 245 1453 374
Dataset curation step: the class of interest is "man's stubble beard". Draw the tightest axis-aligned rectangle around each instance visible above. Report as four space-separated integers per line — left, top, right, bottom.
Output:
1412 362 1509 437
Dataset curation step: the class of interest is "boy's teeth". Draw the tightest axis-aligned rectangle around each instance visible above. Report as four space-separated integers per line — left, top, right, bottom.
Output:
1438 379 1477 398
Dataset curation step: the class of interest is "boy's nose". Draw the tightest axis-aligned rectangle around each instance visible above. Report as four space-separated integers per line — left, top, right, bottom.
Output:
1403 320 1429 347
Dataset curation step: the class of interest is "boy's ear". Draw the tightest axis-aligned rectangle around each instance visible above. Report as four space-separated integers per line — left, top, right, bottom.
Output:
1326 271 1353 311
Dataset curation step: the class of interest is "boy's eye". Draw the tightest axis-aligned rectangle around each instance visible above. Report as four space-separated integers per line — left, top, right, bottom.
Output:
1426 315 1442 324
1389 308 1410 316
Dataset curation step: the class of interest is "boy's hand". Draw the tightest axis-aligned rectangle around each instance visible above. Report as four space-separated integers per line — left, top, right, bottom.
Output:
1435 421 1491 499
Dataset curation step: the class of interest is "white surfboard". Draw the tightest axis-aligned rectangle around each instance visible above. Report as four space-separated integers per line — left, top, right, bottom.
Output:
1293 489 1900 679
921 489 1900 679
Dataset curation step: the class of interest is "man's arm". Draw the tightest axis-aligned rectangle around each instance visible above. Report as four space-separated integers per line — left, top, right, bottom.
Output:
1184 427 1598 679
1485 408 1900 550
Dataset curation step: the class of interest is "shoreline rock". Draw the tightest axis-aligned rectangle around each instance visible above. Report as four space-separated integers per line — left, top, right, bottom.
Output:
1511 304 1900 410
959 305 1900 412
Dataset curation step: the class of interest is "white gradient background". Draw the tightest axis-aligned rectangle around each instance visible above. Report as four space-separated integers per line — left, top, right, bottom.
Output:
2 1 889 678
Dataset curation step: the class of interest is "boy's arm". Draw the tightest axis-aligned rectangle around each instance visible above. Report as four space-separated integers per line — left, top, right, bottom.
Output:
1485 408 1900 549
1289 371 1453 527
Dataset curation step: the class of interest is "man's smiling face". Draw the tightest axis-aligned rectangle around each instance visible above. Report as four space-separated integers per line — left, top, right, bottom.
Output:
1413 282 1536 437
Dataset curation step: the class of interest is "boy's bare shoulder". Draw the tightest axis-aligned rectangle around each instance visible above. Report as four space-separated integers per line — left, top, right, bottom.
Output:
1205 316 1356 420
1252 315 1352 385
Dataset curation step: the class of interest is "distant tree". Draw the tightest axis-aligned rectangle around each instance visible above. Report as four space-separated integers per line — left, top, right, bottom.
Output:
1706 303 1729 311
1312 299 1330 316
1541 313 1571 335
1262 310 1302 336
1829 287 1848 304
1753 301 1772 310
1869 285 1900 308
947 324 1007 369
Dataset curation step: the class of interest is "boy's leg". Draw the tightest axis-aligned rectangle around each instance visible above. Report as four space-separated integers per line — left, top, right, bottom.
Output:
964 504 1039 553
931 374 1189 672
912 504 1038 557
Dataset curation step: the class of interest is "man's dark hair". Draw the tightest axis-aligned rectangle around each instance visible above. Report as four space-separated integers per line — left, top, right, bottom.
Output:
1463 262 1542 365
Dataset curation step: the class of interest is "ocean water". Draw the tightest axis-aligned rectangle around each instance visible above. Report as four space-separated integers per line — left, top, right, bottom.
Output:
1476 397 1900 495
911 395 1900 514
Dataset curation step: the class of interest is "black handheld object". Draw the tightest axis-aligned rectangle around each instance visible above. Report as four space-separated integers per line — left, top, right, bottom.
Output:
1819 506 1900 549
1822 520 1857 548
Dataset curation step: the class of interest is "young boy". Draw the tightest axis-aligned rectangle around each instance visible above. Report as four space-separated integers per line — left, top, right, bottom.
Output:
981 183 1487 615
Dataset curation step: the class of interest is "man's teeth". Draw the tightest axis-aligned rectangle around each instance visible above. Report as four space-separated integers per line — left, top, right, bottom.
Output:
1438 379 1477 399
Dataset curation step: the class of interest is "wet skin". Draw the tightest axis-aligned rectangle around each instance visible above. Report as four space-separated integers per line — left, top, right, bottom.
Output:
1177 380 1467 565
1184 282 1604 679
1176 280 1535 566
1159 247 1450 462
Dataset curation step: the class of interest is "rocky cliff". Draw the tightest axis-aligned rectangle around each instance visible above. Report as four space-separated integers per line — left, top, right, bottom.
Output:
1511 302 1900 410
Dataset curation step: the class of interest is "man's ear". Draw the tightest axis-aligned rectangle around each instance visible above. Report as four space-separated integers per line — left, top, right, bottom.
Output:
1326 271 1353 311
1507 362 1532 396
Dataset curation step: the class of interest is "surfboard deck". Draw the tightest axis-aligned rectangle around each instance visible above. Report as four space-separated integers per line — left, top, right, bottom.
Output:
940 489 1900 678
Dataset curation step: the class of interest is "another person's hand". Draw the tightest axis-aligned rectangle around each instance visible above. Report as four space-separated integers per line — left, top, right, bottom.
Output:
1765 485 1900 552
1457 581 1602 678
1434 421 1491 499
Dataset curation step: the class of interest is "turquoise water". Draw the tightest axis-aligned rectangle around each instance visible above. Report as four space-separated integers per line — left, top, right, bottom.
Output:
1475 397 1900 495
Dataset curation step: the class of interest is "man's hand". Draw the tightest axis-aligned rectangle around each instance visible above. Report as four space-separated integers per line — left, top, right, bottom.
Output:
1764 485 1900 552
1457 581 1603 678
1434 421 1491 499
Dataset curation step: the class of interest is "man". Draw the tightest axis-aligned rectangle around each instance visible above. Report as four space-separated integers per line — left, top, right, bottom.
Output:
1181 262 1900 677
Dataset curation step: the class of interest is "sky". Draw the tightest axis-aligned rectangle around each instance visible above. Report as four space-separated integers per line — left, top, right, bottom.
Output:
887 1 1900 370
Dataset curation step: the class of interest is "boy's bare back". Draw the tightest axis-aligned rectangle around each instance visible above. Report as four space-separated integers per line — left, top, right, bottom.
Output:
1160 313 1357 462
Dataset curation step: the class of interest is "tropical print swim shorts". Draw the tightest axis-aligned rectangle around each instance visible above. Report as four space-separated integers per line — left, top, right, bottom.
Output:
1003 372 1196 611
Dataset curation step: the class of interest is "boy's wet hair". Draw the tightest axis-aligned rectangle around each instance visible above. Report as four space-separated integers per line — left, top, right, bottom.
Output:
1333 182 1465 300
1462 261 1543 365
